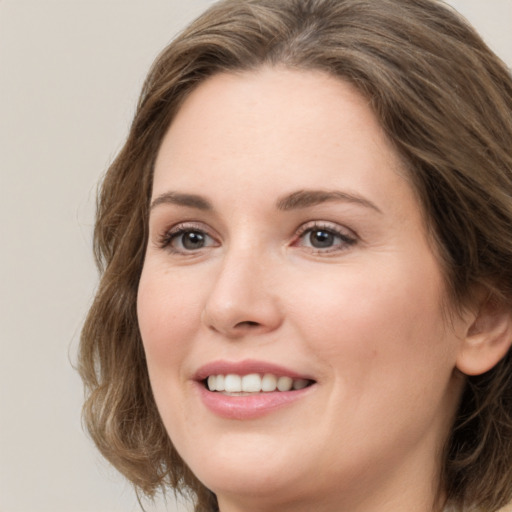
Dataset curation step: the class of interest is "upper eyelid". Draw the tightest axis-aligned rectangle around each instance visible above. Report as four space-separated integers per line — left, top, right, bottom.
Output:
154 221 216 246
153 220 213 237
294 220 357 238
166 220 211 232
156 219 353 234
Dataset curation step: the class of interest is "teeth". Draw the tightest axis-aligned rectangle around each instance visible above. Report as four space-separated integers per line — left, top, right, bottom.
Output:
242 374 261 392
261 373 277 392
206 373 311 393
277 376 293 391
224 374 242 393
207 375 216 391
292 378 309 390
216 374 225 391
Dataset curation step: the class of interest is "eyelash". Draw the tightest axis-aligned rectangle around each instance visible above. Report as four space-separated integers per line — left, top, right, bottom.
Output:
157 222 217 254
292 221 357 254
157 221 357 255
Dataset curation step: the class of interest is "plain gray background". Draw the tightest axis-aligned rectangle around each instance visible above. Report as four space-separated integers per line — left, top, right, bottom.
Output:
1 1 511 511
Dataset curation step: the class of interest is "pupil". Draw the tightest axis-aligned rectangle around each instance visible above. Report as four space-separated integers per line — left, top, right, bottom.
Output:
183 231 205 249
311 230 333 248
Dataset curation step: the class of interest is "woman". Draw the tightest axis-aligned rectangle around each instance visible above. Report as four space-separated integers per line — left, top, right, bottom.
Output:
78 1 512 511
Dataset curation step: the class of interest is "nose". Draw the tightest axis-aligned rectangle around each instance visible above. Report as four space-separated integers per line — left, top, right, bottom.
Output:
201 248 283 339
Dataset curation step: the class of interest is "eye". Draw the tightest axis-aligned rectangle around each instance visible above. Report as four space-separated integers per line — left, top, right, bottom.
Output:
294 222 357 253
175 230 210 250
158 224 218 254
305 229 337 249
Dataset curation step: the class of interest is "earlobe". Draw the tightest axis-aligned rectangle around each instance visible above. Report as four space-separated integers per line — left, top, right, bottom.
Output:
456 296 512 376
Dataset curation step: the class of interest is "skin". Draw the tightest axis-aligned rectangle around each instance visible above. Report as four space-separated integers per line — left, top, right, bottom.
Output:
137 67 474 512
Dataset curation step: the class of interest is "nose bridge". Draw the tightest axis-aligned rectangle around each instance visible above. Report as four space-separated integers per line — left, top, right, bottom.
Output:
202 236 282 337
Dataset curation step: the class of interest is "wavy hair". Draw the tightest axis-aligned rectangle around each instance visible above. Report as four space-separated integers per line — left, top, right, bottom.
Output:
78 1 512 510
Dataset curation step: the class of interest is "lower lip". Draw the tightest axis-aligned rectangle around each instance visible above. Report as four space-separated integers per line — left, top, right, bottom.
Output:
196 382 314 420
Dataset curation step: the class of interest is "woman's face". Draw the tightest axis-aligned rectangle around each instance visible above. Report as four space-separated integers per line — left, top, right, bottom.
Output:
138 68 467 512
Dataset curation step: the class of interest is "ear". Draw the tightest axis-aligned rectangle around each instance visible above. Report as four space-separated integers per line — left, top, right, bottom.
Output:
456 295 512 376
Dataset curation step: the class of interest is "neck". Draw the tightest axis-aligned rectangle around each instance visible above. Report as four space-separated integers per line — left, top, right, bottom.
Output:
216 469 447 512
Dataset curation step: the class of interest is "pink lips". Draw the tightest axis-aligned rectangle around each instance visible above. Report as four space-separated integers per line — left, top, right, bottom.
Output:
193 359 315 420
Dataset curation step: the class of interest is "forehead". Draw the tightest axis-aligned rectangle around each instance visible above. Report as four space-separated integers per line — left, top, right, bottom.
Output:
152 67 411 215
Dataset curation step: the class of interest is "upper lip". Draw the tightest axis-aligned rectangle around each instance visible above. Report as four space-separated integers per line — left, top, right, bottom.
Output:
194 359 314 382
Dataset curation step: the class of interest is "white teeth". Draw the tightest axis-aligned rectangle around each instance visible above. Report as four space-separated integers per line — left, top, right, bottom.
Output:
242 374 261 392
207 375 216 391
224 374 242 393
206 373 311 393
261 373 277 392
216 374 225 391
277 376 293 391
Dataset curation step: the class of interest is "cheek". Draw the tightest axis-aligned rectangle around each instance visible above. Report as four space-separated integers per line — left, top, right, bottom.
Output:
137 268 201 377
287 257 454 385
289 260 459 456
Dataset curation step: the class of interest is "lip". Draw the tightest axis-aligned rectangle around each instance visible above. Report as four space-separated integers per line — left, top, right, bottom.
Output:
193 359 313 381
193 359 316 420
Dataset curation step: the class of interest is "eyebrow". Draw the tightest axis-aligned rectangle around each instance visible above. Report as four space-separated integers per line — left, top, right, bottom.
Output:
150 191 213 211
149 188 381 214
276 189 382 213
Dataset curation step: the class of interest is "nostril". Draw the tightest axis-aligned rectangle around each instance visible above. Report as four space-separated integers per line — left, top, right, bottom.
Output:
235 321 260 328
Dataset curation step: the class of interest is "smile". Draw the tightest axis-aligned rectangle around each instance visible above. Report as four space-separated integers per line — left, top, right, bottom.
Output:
206 373 312 393
194 360 316 419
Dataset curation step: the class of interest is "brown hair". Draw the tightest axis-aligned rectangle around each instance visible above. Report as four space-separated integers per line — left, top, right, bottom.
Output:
78 1 512 511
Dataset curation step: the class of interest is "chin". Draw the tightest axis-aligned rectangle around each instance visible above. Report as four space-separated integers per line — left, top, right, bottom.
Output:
197 464 309 511
174 430 310 499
